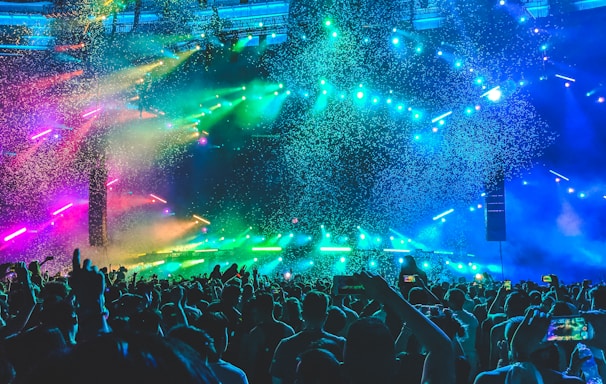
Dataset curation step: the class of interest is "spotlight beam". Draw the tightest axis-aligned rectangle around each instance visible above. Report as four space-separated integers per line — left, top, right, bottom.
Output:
430 111 452 123
555 74 576 82
432 208 454 221
548 169 569 181
30 129 52 140
52 203 73 216
193 214 211 225
4 227 27 242
149 194 167 203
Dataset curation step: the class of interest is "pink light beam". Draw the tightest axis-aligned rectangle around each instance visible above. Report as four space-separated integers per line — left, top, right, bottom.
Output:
31 129 53 140
106 179 119 186
82 107 102 118
52 203 74 216
149 194 167 204
4 227 27 242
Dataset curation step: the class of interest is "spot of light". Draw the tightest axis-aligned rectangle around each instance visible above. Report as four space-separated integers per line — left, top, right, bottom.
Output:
469 206 476 212
471 265 478 270
340 257 346 263
432 127 438 133
568 188 575 194
455 61 462 68
357 91 364 99
565 82 570 88
370 261 376 267
278 257 283 262
499 0 505 4
520 16 526 22
398 258 404 264
598 97 604 103
437 50 443 56
555 177 561 183
457 263 463 269
392 37 400 45
579 192 586 198
360 234 366 240
523 180 528 185
332 31 338 38
534 28 539 33
487 88 502 102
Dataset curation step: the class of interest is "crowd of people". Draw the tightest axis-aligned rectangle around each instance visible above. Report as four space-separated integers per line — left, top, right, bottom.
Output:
1 250 606 384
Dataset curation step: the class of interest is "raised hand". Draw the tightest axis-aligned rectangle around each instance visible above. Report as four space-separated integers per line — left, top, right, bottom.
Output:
69 248 111 340
353 270 391 300
69 248 106 306
510 309 551 362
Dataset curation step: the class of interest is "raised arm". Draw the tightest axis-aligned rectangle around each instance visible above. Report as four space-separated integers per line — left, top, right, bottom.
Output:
69 248 111 342
355 271 455 384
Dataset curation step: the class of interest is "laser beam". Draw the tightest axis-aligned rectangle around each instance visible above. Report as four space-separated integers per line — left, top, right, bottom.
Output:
149 194 167 203
555 74 576 82
432 208 454 221
4 227 27 242
30 129 52 140
193 215 211 225
52 203 73 216
431 111 452 123
548 170 569 181
82 107 102 118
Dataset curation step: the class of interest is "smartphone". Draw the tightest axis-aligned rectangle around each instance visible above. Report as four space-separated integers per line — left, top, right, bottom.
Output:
332 275 365 296
543 316 593 342
542 275 552 283
504 280 511 291
403 275 416 283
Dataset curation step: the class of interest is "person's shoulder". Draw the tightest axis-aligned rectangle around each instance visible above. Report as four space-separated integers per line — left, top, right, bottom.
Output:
212 360 248 382
323 330 346 344
276 320 295 335
473 366 510 384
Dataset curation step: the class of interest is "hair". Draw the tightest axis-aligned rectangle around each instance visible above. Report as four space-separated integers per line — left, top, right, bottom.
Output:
324 306 347 335
343 317 396 384
302 291 329 322
195 312 229 342
504 291 530 318
446 288 466 310
429 309 466 339
168 325 217 361
253 292 275 317
221 284 242 303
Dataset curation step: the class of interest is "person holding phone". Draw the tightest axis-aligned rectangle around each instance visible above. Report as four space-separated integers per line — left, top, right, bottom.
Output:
474 310 586 384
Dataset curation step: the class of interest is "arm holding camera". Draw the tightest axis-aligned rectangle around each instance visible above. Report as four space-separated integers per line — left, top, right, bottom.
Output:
354 271 455 384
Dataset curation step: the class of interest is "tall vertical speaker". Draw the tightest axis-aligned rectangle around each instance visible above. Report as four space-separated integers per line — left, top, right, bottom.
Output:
485 177 506 242
89 161 108 247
